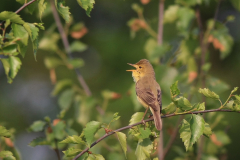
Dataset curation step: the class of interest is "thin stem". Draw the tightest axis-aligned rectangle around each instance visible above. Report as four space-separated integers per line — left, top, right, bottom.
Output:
54 139 61 160
72 109 239 160
49 0 92 96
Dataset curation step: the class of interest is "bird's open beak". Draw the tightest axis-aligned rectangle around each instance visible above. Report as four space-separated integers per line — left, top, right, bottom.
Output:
126 63 137 72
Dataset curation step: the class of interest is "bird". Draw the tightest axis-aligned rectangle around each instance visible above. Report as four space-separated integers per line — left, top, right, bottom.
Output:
127 59 162 131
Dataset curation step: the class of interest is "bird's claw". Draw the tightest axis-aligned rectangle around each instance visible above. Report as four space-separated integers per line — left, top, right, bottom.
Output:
141 119 146 130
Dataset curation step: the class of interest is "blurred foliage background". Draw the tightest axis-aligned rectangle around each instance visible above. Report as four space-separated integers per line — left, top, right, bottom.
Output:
1 0 240 160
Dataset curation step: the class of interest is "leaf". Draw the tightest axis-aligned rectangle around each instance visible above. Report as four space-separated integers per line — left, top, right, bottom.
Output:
55 0 71 22
58 89 74 110
203 123 212 138
84 121 102 147
129 112 144 125
231 87 238 94
28 120 46 132
51 79 73 96
29 137 50 147
135 138 153 160
39 33 60 51
44 57 64 69
139 127 151 139
198 88 220 100
70 41 88 52
179 115 205 151
60 135 85 144
164 5 179 23
214 131 231 145
0 151 16 160
0 11 24 24
230 0 240 12
24 23 39 41
162 102 176 114
12 23 29 46
170 81 180 98
38 0 47 21
116 132 127 158
52 121 66 140
175 0 201 6
175 97 192 111
77 0 95 17
63 147 82 157
68 58 84 68
94 154 105 160
0 126 12 138
193 102 205 111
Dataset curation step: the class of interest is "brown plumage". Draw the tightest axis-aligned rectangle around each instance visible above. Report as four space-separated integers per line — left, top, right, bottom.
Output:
127 59 162 131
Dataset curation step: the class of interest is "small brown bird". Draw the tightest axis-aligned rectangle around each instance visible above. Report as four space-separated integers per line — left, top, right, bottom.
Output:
127 59 162 131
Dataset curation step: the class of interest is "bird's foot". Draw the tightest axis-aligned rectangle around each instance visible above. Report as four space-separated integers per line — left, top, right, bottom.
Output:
148 114 153 118
141 119 146 130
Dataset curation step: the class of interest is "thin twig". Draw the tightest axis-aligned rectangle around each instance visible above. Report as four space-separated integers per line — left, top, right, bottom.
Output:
72 109 239 160
0 0 37 26
157 0 165 159
54 139 61 160
49 0 92 96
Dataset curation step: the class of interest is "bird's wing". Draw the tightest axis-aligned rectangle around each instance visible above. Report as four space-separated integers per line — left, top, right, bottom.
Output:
136 82 158 111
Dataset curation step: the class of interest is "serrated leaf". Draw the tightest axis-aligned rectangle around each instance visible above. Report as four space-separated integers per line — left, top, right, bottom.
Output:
44 57 64 69
116 132 127 158
68 58 84 68
162 102 176 114
28 120 46 132
176 97 192 111
0 11 24 24
58 89 74 110
70 41 87 52
179 115 205 151
12 23 29 46
24 23 39 41
38 0 47 21
129 112 144 125
0 126 12 138
193 102 205 111
60 135 85 144
51 79 73 96
55 0 71 22
0 151 16 160
63 147 82 157
199 88 219 100
139 127 151 139
203 123 212 138
77 0 95 17
29 137 50 147
84 121 102 147
170 81 180 98
135 138 153 160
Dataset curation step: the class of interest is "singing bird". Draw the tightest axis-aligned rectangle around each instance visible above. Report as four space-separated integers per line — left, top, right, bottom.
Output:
127 59 162 131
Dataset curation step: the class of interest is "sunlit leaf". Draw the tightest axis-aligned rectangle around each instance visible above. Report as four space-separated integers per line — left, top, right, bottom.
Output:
54 0 71 22
84 121 102 147
129 112 144 125
116 132 127 158
70 41 88 52
60 135 85 144
170 81 180 98
63 147 82 157
162 102 176 114
38 0 47 21
28 120 46 132
29 137 50 147
135 138 153 160
203 123 212 138
164 5 179 23
0 151 16 160
0 11 25 24
77 0 95 17
198 88 219 100
175 97 192 111
139 127 151 139
0 126 12 138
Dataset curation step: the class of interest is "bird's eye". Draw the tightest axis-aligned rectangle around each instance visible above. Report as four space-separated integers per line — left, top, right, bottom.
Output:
139 66 142 69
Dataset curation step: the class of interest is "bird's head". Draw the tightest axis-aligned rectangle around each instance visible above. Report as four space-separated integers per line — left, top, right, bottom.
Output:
127 59 155 82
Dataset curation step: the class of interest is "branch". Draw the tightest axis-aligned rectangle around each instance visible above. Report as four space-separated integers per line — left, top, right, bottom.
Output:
49 0 92 96
0 0 37 26
72 109 239 160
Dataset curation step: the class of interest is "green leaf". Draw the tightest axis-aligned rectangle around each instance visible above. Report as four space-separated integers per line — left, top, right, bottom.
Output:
39 33 60 51
68 58 84 68
116 132 127 158
44 57 63 69
84 121 102 147
63 147 82 157
12 23 28 46
0 151 16 160
55 0 71 22
1 44 18 56
70 41 87 52
175 97 192 111
52 121 66 140
193 102 205 111
129 112 144 125
179 115 205 151
214 131 231 145
58 89 74 110
176 0 201 6
198 88 220 100
28 120 46 132
77 0 95 17
131 3 143 14
203 123 212 138
94 154 105 160
24 23 39 41
29 137 50 147
164 5 179 23
60 135 85 144
51 79 73 96
230 0 240 11
162 102 176 114
0 126 12 138
0 11 24 24
170 81 180 98
38 0 47 21
135 138 153 160
139 127 151 139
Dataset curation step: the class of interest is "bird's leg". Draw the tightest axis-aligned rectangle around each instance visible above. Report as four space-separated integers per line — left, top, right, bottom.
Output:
141 107 149 129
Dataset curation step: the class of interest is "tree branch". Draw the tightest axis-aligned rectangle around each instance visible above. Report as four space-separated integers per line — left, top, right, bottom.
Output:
72 109 239 160
0 0 37 26
49 0 92 96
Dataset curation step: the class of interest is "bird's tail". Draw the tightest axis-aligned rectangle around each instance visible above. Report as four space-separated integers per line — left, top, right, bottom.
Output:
150 108 162 131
